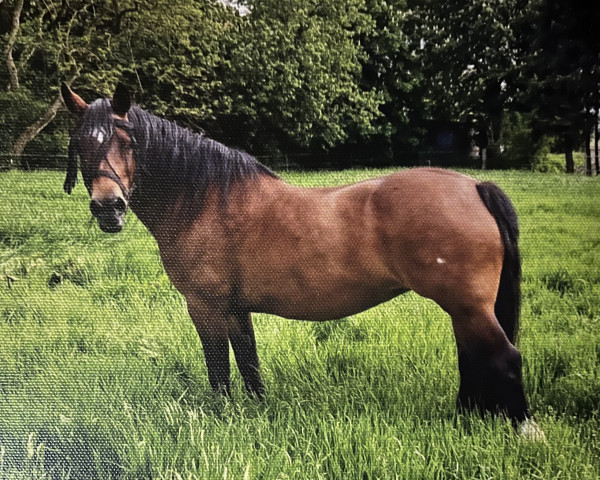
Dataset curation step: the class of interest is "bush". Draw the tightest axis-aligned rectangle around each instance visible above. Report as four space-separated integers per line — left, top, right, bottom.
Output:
533 153 567 173
532 152 588 173
498 111 551 170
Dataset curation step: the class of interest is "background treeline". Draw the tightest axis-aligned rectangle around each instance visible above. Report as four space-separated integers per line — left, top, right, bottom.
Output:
1 0 598 172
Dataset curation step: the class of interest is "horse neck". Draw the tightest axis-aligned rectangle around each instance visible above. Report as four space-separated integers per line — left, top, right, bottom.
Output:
125 108 279 235
126 112 186 232
128 184 171 235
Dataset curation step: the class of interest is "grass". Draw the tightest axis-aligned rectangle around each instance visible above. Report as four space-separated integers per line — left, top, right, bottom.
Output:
0 168 599 479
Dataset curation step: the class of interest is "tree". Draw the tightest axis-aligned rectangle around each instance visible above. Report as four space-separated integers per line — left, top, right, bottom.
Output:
117 0 240 129
1 0 241 165
355 0 425 163
2 0 386 167
218 0 382 160
413 0 536 168
595 113 599 175
527 0 600 173
2 0 23 91
0 0 140 164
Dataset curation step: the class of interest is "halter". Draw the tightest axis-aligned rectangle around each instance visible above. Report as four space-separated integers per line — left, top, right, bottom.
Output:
84 118 137 202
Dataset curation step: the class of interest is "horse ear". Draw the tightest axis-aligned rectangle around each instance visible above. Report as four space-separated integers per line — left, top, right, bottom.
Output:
61 83 88 116
112 83 131 116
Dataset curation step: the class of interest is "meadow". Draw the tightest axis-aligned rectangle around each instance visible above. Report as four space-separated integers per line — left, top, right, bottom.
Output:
0 168 598 479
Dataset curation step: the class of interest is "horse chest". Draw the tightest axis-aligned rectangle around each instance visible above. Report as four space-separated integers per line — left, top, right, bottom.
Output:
156 232 233 300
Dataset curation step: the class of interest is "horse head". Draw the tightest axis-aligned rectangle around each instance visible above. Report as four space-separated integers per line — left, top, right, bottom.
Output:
62 83 136 233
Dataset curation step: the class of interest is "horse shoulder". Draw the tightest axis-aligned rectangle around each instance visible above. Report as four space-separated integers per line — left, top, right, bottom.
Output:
153 198 235 302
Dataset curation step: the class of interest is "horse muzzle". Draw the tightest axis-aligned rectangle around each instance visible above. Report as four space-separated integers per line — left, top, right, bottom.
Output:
90 197 127 233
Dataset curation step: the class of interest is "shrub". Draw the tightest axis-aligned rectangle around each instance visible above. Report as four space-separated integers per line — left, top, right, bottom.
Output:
498 111 551 170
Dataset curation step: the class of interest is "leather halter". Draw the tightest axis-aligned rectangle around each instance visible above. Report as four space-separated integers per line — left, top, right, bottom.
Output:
90 118 137 201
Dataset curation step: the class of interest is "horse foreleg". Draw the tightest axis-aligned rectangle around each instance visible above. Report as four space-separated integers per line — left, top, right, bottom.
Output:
229 312 264 398
451 308 529 423
187 300 231 396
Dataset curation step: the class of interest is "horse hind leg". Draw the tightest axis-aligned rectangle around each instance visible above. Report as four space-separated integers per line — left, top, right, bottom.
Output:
451 306 529 423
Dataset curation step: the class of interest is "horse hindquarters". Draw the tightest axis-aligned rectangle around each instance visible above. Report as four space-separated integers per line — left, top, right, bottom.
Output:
374 172 529 423
452 182 529 423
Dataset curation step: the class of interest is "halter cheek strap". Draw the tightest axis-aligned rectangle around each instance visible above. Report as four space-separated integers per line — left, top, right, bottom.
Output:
65 118 137 199
93 118 137 201
94 169 132 201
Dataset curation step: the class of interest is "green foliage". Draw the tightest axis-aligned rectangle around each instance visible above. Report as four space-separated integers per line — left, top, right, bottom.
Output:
525 0 600 171
221 0 382 155
1 0 598 169
357 0 424 155
2 0 385 165
120 0 238 126
533 153 567 174
0 169 599 478
415 0 530 123
496 111 550 170
536 153 587 174
0 90 36 156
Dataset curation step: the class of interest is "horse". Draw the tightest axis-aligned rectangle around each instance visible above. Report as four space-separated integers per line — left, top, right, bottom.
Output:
61 83 533 428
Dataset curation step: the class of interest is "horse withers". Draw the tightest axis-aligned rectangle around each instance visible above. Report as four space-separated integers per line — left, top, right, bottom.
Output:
61 83 539 433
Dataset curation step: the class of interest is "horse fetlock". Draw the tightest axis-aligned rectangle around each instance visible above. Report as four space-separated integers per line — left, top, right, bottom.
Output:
457 345 528 421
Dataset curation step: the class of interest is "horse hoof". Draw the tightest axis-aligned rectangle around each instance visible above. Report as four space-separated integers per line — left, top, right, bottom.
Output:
519 418 546 442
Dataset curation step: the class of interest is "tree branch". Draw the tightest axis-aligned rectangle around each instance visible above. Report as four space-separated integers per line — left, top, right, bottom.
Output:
10 93 63 158
113 4 138 34
4 0 24 91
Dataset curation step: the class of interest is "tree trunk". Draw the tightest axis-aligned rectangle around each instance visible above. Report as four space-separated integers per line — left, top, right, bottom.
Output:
585 124 592 176
477 118 489 170
564 136 574 174
10 94 63 164
480 147 487 170
595 113 599 176
4 0 24 91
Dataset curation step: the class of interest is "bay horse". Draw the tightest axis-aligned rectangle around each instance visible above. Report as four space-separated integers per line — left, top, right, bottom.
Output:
61 83 533 428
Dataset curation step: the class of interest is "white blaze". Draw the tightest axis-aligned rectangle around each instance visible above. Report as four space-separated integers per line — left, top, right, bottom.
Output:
92 128 105 144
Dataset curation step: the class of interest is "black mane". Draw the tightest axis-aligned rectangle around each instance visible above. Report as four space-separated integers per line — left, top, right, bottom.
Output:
75 98 278 203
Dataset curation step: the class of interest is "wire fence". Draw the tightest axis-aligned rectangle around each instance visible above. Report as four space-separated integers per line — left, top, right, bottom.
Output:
0 150 481 172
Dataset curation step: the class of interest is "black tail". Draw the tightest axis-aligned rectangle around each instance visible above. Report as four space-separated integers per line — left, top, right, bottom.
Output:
476 182 521 345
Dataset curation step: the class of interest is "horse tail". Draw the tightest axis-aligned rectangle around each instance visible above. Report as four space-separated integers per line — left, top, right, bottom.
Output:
476 182 522 345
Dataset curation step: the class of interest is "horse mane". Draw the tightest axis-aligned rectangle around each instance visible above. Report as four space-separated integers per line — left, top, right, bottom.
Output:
75 98 278 203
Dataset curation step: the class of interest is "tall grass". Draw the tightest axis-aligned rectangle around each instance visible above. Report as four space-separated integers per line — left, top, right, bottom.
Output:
0 169 599 479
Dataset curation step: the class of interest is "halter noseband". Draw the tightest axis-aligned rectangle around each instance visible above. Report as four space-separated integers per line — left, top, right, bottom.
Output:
90 118 137 201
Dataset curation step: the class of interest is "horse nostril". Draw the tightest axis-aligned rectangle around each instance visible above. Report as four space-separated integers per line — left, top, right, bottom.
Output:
90 197 127 216
112 197 127 213
90 199 103 216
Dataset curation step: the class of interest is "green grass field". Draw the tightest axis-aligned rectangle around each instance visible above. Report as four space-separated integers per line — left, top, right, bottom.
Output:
0 168 599 479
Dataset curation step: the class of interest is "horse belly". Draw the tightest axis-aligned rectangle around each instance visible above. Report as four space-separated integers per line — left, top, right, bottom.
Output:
244 265 405 321
253 293 407 321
